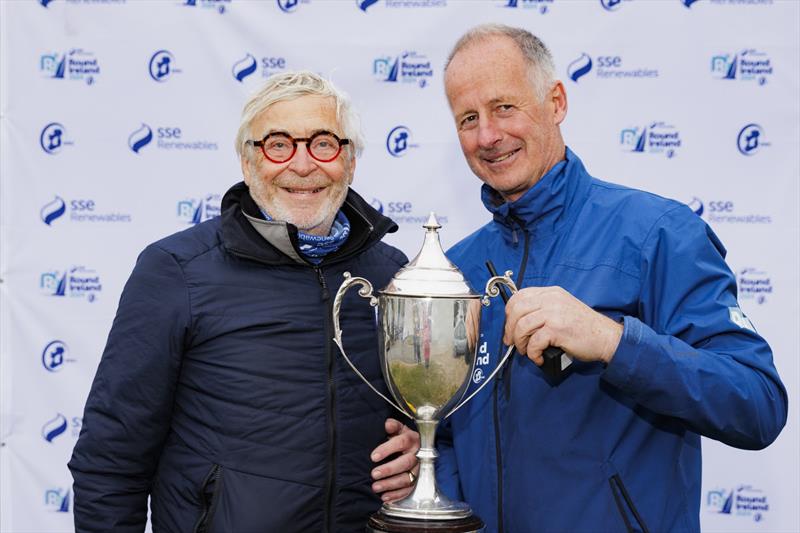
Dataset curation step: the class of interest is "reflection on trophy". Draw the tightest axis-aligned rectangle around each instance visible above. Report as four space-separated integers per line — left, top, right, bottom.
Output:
332 213 517 533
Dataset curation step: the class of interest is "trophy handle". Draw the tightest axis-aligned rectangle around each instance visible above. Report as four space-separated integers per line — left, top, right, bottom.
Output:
332 272 413 419
445 270 519 419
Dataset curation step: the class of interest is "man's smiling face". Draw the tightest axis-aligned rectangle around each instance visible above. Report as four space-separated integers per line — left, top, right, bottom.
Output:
242 95 354 236
445 35 566 203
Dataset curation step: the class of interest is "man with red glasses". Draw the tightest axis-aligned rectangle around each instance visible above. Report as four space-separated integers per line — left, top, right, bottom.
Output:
69 71 419 533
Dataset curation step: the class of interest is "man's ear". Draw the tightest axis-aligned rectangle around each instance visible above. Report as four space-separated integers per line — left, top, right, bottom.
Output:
551 81 568 126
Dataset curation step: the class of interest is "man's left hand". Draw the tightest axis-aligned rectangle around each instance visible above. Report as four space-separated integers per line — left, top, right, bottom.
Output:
504 286 624 366
370 418 420 502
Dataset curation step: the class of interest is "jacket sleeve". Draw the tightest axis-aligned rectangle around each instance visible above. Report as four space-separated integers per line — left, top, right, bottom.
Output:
602 205 787 450
68 244 191 532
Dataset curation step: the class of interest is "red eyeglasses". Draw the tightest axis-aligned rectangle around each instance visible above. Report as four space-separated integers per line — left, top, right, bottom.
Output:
247 130 351 163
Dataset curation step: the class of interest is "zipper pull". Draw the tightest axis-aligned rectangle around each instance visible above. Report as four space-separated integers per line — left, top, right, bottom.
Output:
511 227 519 245
315 267 330 301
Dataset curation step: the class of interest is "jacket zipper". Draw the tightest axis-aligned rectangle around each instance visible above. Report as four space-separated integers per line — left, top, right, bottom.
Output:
505 215 531 398
609 474 650 533
193 464 222 533
492 215 531 533
492 380 505 533
316 266 335 533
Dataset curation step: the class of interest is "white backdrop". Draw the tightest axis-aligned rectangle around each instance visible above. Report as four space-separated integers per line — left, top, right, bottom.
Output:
1 0 798 531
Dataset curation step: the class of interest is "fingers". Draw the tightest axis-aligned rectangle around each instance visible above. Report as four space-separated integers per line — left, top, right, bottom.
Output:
525 328 556 366
379 483 414 503
371 463 418 501
371 420 419 465
371 419 420 501
503 287 547 345
383 417 403 436
371 446 418 481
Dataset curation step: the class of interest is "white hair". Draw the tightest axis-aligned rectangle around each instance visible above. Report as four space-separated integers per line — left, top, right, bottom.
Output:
235 70 364 159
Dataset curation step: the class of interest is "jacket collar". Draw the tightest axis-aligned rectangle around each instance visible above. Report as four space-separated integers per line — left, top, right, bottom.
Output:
481 147 592 239
220 181 398 266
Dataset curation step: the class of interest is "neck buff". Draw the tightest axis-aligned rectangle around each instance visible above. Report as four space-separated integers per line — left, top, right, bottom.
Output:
260 208 351 264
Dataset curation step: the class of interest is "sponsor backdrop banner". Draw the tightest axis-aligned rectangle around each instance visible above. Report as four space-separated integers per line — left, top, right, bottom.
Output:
1 0 798 531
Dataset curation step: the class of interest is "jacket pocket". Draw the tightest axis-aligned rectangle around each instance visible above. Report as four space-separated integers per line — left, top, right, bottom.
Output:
193 464 223 533
608 473 650 533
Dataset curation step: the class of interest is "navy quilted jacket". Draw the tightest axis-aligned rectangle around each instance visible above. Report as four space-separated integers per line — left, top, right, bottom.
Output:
69 182 408 533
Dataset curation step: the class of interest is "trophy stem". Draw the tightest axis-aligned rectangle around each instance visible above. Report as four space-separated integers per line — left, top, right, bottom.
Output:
379 418 472 521
408 419 439 504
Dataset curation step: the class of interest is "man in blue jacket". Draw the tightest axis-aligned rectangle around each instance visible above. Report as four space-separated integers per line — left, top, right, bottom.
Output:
69 71 419 532
437 24 787 533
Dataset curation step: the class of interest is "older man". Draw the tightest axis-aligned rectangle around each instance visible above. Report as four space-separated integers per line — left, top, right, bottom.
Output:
69 71 418 532
437 24 787 533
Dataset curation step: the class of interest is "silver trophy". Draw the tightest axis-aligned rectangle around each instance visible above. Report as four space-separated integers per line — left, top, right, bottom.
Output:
332 213 517 533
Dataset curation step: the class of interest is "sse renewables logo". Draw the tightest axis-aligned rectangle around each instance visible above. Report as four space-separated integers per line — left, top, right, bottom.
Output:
232 53 287 82
567 53 658 83
358 0 446 11
41 195 132 226
128 123 218 153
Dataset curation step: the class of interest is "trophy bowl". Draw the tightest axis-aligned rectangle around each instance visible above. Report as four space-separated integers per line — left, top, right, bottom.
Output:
332 213 517 532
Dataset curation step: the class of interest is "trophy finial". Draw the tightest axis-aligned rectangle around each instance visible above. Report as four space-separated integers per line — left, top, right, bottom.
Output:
423 212 442 231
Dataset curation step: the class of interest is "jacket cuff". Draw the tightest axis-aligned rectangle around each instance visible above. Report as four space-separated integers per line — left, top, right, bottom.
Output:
602 315 650 393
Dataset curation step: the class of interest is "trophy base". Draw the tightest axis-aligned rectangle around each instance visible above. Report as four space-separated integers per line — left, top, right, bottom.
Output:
366 511 485 533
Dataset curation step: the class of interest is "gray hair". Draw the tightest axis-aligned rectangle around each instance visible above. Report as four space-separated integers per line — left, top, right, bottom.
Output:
444 24 556 102
235 70 364 159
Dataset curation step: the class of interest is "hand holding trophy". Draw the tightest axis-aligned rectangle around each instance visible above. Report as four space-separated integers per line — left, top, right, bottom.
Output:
333 213 517 533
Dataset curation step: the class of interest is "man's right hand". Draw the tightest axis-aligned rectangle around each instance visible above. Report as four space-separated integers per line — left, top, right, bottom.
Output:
369 418 420 502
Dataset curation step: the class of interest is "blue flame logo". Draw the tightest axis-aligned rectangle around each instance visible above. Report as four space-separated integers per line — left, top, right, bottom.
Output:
277 0 299 12
128 123 153 154
42 414 68 443
387 126 411 157
40 122 67 154
687 197 704 217
232 53 257 82
371 198 384 214
737 124 763 156
41 196 67 226
149 50 174 82
600 0 622 10
42 340 68 372
357 0 379 11
567 53 592 83
39 0 55 6
682 0 700 7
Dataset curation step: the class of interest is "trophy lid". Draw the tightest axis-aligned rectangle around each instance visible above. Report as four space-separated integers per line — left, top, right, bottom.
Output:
381 213 479 298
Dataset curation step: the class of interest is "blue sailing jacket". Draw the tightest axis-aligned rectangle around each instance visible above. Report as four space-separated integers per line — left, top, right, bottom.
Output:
437 148 786 533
